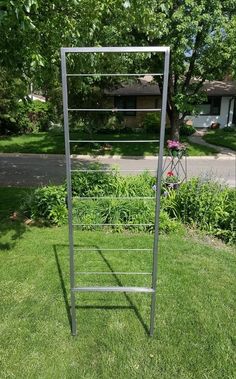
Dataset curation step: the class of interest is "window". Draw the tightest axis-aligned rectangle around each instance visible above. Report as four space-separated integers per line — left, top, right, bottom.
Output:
197 96 221 115
114 96 136 116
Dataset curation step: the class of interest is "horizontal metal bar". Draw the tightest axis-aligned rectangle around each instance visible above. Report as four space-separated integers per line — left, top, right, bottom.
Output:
69 139 159 143
73 196 155 200
62 46 169 53
72 286 155 293
67 73 163 77
73 223 154 227
76 271 152 275
74 248 152 251
70 169 157 172
68 108 161 112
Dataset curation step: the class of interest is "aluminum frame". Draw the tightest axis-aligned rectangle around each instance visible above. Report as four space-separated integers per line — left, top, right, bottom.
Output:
61 46 170 337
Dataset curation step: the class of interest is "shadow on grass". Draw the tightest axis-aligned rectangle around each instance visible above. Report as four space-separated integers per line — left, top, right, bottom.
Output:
0 188 30 250
0 220 26 251
0 133 65 154
53 243 149 335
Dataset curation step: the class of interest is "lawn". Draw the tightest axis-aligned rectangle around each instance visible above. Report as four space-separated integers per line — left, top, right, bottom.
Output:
203 128 236 151
0 188 235 379
0 131 217 156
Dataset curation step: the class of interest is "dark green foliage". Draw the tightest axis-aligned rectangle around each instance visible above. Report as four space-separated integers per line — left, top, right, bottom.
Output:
23 170 235 243
72 198 178 233
142 113 161 133
23 186 67 225
167 178 236 244
23 168 180 233
71 167 155 197
180 124 196 136
0 68 27 135
16 100 53 134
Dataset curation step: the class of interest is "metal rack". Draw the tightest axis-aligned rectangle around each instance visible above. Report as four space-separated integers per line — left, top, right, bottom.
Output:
61 46 170 336
163 152 187 184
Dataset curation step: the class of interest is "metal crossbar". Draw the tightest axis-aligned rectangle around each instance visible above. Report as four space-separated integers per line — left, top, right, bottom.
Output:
70 169 157 173
73 196 155 200
69 139 159 143
73 286 154 293
68 108 161 112
74 248 152 252
67 73 163 77
61 46 170 337
72 223 154 227
76 272 152 275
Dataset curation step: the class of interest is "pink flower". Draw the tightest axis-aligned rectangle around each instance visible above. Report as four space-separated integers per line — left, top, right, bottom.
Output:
167 140 180 150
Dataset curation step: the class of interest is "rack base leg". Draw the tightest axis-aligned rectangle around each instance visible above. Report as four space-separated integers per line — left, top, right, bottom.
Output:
71 291 77 336
149 290 156 337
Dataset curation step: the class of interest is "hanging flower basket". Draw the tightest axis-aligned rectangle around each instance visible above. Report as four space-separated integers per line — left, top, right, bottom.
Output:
164 171 181 190
169 149 184 158
165 181 181 190
167 140 187 158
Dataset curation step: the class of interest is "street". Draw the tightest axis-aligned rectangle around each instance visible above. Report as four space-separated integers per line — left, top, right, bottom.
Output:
0 153 235 187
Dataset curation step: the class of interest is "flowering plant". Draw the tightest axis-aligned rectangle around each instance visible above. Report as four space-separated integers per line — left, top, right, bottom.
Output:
167 140 187 157
167 140 186 151
164 171 180 184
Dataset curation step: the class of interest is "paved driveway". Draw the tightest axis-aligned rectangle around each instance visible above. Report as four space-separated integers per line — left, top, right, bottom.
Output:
0 153 235 187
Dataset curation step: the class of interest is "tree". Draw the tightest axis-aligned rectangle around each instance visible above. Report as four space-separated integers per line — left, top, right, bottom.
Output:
1 0 235 139
89 0 236 140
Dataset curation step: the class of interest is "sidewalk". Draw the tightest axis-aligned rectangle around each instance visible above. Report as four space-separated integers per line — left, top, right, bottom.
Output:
188 130 236 157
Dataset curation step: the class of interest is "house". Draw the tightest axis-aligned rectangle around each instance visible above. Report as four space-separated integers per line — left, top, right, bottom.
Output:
186 81 236 128
105 79 236 128
105 79 161 128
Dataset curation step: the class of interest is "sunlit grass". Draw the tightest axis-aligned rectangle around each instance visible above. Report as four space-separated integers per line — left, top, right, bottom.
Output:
203 128 236 151
0 187 235 378
0 131 217 156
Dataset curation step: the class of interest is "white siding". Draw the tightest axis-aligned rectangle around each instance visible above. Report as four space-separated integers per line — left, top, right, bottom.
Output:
186 97 235 128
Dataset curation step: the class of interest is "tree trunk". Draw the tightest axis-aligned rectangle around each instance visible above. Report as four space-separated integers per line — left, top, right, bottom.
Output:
167 108 181 141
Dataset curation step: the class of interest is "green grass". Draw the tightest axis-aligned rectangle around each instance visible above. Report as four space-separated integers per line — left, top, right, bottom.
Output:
0 131 217 156
203 128 236 151
0 187 235 379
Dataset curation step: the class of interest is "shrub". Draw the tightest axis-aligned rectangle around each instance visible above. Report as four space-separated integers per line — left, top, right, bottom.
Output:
71 167 156 198
23 169 235 243
16 100 53 133
165 178 236 244
23 168 180 233
23 186 67 225
72 197 180 233
142 112 161 133
180 124 196 136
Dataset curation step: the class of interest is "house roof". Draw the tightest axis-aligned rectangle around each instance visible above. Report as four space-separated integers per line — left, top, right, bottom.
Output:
203 81 236 96
105 83 161 96
105 80 236 97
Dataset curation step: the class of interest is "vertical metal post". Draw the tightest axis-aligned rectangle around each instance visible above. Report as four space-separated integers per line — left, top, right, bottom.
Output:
150 48 170 336
61 48 77 336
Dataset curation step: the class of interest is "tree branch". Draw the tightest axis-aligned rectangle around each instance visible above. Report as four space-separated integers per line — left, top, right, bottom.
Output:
182 27 204 92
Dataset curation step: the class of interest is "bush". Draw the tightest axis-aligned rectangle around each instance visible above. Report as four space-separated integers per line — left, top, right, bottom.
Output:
71 167 156 197
165 178 236 244
142 112 161 133
72 197 180 233
23 168 181 233
16 100 53 133
180 124 196 136
23 186 67 225
23 170 235 243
